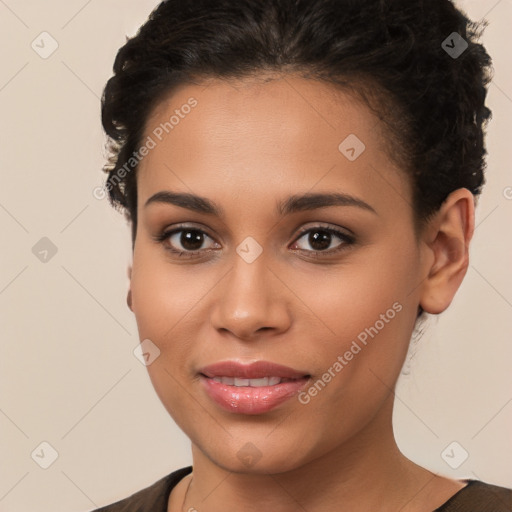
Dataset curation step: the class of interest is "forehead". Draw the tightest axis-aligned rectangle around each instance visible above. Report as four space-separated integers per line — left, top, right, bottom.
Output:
137 75 411 219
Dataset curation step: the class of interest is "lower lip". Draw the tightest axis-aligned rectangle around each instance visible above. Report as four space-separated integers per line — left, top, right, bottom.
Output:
200 375 309 415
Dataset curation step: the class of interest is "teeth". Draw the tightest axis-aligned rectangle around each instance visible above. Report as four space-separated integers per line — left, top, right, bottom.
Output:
212 376 234 385
211 376 286 387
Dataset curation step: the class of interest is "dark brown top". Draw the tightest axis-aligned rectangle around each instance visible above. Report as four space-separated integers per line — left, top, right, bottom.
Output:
89 466 512 511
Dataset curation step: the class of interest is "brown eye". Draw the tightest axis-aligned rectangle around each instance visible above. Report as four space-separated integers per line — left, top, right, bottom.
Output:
290 226 355 256
174 229 207 251
155 226 219 257
166 229 217 253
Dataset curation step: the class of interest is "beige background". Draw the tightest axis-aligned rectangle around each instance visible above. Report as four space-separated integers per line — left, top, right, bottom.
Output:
0 1 511 511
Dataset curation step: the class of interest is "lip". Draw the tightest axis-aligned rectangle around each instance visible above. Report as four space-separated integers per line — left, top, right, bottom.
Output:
199 360 309 379
199 361 310 415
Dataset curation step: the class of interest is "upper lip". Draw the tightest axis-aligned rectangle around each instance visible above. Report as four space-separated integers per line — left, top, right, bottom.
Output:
199 361 310 379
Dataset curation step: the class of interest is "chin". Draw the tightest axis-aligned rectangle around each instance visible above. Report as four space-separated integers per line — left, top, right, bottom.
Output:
208 444 311 476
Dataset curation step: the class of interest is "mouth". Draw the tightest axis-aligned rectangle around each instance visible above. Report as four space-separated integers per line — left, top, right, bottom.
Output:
207 376 301 387
198 360 311 414
199 360 309 380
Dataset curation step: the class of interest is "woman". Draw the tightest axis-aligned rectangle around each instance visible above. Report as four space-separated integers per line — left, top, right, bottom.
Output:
93 0 511 510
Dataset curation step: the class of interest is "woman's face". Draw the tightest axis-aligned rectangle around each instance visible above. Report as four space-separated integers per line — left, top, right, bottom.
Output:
129 75 430 473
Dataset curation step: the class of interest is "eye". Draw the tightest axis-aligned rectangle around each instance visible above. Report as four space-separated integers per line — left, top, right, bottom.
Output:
154 225 219 258
290 225 355 256
154 223 355 259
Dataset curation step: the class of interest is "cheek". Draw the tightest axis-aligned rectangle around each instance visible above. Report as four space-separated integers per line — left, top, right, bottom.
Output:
130 244 214 339
129 251 218 411
291 243 419 400
289 282 414 451
129 257 204 428
294 244 415 340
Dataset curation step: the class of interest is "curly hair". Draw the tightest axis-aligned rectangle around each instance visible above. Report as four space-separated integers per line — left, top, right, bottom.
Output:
101 0 493 246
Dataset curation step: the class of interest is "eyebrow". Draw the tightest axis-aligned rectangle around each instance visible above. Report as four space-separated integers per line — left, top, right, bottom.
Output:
144 190 377 216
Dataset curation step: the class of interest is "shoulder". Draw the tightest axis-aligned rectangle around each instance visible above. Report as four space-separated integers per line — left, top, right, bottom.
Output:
86 466 193 512
435 479 512 511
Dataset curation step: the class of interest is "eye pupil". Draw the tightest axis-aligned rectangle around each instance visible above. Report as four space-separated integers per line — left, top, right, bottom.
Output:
181 230 204 251
309 230 331 251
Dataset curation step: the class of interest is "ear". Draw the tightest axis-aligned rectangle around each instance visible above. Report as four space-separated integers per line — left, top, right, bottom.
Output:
127 264 133 312
419 188 475 315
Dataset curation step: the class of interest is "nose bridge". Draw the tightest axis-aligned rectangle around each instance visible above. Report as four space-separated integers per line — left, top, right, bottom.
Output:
210 245 288 338
225 249 272 317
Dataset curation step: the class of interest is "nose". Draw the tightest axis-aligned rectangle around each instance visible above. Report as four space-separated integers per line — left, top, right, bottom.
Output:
210 253 292 341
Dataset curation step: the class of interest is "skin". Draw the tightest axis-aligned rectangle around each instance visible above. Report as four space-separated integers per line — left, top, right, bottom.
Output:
126 74 474 512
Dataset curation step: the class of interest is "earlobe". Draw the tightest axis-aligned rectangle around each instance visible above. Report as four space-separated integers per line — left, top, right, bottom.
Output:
419 188 475 315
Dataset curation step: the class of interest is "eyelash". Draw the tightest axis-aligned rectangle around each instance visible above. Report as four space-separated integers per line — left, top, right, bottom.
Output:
153 223 355 259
